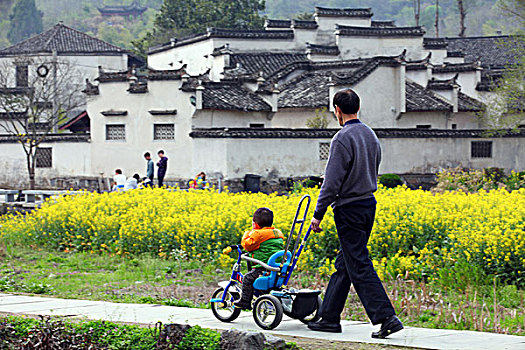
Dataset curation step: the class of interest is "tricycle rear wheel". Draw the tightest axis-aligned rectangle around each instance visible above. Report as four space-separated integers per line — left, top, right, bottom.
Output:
299 295 322 324
211 287 241 322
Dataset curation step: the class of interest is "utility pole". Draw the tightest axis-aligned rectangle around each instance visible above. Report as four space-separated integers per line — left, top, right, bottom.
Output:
413 0 421 26
435 0 440 37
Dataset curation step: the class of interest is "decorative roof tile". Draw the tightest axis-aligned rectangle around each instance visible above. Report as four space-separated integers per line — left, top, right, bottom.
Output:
371 20 396 27
336 24 425 37
315 7 373 18
202 83 271 112
265 19 292 29
444 35 520 68
427 75 458 90
0 23 127 56
433 62 480 73
292 20 318 29
190 127 525 139
306 43 340 56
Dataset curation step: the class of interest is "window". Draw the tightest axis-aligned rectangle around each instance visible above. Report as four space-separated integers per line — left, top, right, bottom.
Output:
249 123 264 128
319 142 330 160
36 147 52 168
416 125 431 129
153 124 175 140
106 124 126 141
471 141 492 158
451 124 457 130
15 64 28 87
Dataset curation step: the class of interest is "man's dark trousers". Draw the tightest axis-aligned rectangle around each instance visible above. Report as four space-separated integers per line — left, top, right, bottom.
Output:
320 203 395 325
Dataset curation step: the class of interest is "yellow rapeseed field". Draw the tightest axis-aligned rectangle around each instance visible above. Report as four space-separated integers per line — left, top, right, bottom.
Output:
1 187 524 284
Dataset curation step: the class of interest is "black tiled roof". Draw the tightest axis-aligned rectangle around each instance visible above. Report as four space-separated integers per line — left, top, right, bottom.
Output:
406 80 452 112
306 43 340 55
202 83 271 112
458 92 484 112
371 21 396 27
433 62 479 73
476 69 504 91
336 25 425 37
225 52 308 80
405 53 432 71
0 23 126 56
149 28 295 54
444 36 520 68
0 133 90 143
423 38 448 49
189 127 525 139
315 7 373 18
292 20 318 29
265 19 291 28
427 76 458 90
97 68 186 83
447 51 465 57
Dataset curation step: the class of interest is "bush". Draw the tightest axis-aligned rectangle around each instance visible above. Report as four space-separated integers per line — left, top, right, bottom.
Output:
379 174 403 188
434 167 525 193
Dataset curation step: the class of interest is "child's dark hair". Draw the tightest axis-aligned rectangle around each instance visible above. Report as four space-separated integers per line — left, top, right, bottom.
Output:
115 169 122 174
253 207 273 228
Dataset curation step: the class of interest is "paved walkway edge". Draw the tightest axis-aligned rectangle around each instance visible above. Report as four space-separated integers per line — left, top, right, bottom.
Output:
0 294 524 350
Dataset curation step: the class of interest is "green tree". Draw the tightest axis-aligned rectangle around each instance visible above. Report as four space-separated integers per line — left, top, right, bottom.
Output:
7 0 43 44
306 108 331 128
133 0 265 56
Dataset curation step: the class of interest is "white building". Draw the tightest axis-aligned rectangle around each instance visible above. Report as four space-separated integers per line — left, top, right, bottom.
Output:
0 7 523 190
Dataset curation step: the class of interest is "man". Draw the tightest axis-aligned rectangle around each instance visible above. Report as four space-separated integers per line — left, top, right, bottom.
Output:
308 89 403 338
144 152 154 187
156 150 168 187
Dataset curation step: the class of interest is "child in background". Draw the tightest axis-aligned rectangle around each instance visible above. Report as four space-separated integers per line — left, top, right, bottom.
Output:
233 207 284 310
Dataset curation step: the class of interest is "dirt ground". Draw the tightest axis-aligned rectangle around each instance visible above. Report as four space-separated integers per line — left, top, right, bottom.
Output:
277 334 421 350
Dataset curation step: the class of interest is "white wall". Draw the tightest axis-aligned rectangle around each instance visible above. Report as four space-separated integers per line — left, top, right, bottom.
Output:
315 16 371 32
337 36 423 60
148 39 215 74
192 110 272 128
0 141 91 188
272 109 339 128
396 112 450 128
87 79 195 179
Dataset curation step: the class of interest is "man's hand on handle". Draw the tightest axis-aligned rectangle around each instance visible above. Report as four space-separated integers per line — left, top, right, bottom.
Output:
311 217 322 233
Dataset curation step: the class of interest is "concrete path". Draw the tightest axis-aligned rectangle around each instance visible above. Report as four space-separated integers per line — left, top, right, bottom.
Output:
0 293 523 350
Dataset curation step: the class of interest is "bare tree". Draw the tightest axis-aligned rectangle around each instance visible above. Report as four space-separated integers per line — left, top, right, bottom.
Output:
0 56 84 189
435 0 440 37
457 0 467 36
413 0 421 26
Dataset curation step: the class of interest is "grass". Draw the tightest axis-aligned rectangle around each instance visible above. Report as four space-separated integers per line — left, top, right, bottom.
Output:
1 242 524 336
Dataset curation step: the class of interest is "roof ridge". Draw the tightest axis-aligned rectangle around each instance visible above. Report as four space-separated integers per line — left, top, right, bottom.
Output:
53 22 125 52
43 24 62 51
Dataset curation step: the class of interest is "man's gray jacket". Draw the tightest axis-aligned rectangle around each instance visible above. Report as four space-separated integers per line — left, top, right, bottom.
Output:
313 119 381 220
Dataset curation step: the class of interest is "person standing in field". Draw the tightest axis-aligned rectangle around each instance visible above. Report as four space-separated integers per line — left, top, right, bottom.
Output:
308 89 403 338
156 150 168 187
144 152 154 187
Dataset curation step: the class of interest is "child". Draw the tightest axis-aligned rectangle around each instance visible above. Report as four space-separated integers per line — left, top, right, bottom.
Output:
234 207 284 310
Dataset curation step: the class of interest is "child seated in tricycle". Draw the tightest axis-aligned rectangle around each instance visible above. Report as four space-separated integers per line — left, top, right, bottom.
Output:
233 207 284 310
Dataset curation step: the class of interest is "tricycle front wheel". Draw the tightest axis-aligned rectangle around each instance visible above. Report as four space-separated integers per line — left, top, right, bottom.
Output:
253 295 283 330
211 287 241 322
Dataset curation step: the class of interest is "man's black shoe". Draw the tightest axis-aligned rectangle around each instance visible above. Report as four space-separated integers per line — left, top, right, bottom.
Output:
371 315 403 339
307 319 342 333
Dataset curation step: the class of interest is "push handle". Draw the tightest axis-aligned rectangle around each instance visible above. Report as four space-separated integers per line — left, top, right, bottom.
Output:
280 194 311 273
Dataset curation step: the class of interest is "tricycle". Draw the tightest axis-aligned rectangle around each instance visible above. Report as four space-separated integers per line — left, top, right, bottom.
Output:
210 194 322 330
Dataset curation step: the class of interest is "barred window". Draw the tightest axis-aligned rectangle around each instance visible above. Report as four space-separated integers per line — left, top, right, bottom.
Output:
319 142 330 160
154 124 175 140
106 124 126 141
471 141 492 158
36 147 52 168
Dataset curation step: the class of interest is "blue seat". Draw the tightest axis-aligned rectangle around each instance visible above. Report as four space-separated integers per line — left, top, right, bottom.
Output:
253 250 292 291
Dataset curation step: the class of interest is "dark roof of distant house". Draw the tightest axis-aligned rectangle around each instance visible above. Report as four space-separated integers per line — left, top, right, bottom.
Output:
371 20 396 28
202 83 271 112
433 62 480 73
0 23 127 56
98 0 147 15
97 67 186 83
148 28 294 55
278 56 402 108
406 80 452 112
444 35 520 68
224 52 308 80
406 80 484 112
423 37 448 49
306 43 340 55
190 127 525 139
0 134 90 143
427 75 459 90
265 19 291 29
292 20 318 29
336 24 425 37
315 7 373 18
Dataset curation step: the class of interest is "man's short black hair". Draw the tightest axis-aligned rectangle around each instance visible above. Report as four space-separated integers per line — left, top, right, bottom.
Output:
144 152 150 157
115 169 122 174
158 150 164 155
253 207 273 228
333 89 360 115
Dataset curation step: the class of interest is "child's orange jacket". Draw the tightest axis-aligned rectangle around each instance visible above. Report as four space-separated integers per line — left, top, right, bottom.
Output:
241 227 284 263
